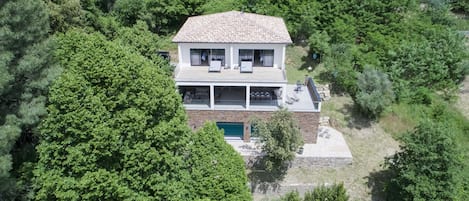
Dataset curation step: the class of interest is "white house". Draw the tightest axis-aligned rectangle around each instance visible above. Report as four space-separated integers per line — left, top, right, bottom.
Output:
172 11 321 143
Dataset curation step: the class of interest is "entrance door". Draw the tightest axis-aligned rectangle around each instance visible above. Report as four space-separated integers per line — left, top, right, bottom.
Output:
216 122 244 140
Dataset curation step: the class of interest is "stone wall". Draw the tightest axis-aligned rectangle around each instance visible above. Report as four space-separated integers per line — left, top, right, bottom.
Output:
186 110 320 143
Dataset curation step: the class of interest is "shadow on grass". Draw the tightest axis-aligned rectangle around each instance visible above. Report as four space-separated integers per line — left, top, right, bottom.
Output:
365 168 394 201
248 156 289 194
299 54 320 71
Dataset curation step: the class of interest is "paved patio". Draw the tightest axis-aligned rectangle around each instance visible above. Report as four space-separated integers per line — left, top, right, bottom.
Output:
226 126 352 166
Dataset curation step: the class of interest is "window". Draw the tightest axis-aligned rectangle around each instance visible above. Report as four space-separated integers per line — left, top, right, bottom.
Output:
239 49 274 67
190 49 225 66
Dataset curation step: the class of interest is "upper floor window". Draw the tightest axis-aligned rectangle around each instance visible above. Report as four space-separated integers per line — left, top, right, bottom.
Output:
239 49 274 67
190 49 225 66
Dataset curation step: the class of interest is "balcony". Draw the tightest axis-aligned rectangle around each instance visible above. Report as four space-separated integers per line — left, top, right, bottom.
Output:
179 79 321 112
174 66 287 84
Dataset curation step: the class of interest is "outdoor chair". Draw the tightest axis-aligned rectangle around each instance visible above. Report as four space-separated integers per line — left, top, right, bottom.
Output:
208 60 222 72
240 61 253 73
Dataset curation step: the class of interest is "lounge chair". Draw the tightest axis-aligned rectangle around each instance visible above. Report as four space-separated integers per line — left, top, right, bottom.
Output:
208 60 222 72
240 61 253 73
288 93 299 102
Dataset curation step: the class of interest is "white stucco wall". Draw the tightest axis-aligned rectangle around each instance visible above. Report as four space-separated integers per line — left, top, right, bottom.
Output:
177 43 287 69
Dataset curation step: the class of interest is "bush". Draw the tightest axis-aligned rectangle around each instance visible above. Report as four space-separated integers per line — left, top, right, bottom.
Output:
281 190 301 201
281 183 349 201
356 69 395 118
304 183 349 201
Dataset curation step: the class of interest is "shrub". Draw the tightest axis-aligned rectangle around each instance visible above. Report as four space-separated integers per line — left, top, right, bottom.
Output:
304 183 349 201
356 68 395 118
281 190 301 201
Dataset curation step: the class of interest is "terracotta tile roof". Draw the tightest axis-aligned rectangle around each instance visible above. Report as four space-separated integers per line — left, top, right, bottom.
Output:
172 11 292 44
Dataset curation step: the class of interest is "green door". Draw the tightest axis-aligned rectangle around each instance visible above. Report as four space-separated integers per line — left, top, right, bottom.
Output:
216 122 244 139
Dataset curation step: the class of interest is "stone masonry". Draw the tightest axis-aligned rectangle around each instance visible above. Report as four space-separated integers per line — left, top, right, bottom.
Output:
186 110 320 143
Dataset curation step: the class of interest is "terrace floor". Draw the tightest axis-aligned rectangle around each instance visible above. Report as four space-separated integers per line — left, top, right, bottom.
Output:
226 126 352 160
175 66 287 83
183 84 318 112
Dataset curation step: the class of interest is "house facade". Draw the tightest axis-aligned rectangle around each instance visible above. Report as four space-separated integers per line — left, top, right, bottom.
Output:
173 11 321 143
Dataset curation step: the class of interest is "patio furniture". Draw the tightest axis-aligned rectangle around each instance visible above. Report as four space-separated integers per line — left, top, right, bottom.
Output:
208 60 222 72
240 61 253 73
288 93 299 102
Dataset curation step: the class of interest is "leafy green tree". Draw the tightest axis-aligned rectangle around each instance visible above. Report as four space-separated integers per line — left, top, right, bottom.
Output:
308 31 331 58
0 0 59 199
251 109 303 172
303 183 349 201
113 0 207 34
186 122 251 201
33 31 192 200
356 69 395 118
385 120 463 201
113 21 173 74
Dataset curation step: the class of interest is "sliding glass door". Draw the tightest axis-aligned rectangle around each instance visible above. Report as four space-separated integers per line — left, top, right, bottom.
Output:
190 49 225 66
239 49 274 67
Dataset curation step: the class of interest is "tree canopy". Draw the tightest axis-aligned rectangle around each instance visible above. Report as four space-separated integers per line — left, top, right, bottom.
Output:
385 119 463 201
33 31 192 200
0 0 60 198
251 109 303 172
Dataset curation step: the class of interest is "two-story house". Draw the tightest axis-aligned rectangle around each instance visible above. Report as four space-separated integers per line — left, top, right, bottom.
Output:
173 11 321 143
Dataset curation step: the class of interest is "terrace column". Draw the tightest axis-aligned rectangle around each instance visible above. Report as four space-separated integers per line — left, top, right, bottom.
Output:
282 84 287 105
210 85 215 110
246 85 250 110
281 45 286 70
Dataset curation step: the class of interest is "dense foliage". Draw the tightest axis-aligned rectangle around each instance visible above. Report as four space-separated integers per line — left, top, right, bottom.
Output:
356 69 394 117
34 31 191 200
385 119 463 201
281 183 349 201
251 109 303 172
0 0 60 198
187 123 251 201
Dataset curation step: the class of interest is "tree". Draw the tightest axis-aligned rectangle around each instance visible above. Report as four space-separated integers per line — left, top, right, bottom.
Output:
356 69 395 118
0 0 59 199
33 31 192 200
186 122 251 201
385 120 463 201
113 0 207 34
113 21 173 75
251 109 303 172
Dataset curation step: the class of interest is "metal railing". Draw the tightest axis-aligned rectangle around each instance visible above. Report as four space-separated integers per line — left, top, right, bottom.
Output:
306 77 322 111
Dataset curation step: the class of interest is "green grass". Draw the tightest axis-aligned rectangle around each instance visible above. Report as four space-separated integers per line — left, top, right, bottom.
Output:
285 45 327 84
453 14 469 30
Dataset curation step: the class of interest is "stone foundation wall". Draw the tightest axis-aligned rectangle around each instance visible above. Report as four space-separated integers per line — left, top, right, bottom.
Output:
186 110 320 143
243 155 352 169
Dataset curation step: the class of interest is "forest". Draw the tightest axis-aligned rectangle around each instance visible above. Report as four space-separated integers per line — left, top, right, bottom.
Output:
1 0 468 200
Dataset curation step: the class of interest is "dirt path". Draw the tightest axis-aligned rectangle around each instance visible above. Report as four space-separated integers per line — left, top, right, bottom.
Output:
252 96 400 201
456 76 469 119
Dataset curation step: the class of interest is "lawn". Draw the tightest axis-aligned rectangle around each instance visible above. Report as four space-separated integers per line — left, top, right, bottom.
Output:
285 45 327 84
